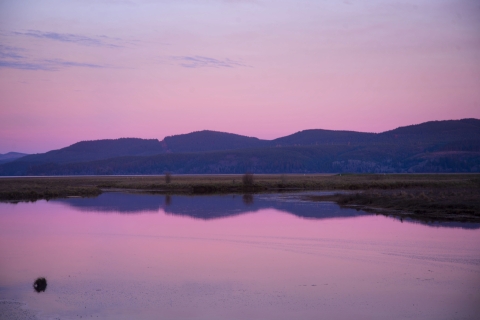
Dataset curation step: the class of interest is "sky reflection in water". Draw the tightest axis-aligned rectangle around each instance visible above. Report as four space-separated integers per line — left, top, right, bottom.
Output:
0 192 479 320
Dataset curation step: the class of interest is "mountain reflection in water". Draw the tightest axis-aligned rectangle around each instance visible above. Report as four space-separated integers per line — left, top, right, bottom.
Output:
54 192 366 220
53 192 480 229
1 192 479 320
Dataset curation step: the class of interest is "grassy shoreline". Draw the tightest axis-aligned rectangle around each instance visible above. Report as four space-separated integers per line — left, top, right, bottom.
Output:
303 188 480 223
1 174 479 222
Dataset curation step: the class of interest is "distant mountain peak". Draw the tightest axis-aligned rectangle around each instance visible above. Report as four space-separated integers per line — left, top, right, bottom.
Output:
162 130 264 153
383 118 480 136
0 152 29 165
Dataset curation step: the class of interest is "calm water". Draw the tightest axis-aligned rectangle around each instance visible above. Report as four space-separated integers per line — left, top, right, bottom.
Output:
0 192 479 320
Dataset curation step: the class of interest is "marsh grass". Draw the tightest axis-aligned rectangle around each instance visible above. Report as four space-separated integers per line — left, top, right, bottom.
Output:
0 177 102 201
1 174 479 221
305 187 480 222
1 173 479 222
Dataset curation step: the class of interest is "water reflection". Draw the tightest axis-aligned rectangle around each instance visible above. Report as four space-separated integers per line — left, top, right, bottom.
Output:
165 194 172 206
389 217 480 230
52 192 480 229
242 194 254 205
1 194 479 320
54 192 368 220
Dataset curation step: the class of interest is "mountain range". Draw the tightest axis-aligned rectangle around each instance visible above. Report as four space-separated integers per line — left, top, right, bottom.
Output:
0 152 29 165
1 119 479 175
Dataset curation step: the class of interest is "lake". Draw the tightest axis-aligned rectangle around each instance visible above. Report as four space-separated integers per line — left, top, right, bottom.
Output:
1 192 479 319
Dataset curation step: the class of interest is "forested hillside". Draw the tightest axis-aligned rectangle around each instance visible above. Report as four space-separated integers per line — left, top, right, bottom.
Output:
1 119 478 175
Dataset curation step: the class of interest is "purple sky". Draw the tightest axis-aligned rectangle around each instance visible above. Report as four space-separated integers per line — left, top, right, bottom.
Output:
1 0 479 153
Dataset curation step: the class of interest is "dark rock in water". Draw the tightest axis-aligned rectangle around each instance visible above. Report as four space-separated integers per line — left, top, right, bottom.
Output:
33 277 47 292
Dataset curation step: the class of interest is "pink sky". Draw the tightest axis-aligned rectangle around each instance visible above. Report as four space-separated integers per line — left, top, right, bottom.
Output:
1 0 479 153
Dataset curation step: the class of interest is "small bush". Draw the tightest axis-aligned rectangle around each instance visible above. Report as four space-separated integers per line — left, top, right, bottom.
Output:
165 172 171 184
242 172 254 186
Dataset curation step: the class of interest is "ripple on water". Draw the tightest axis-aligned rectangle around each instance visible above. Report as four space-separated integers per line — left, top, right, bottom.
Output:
0 300 39 320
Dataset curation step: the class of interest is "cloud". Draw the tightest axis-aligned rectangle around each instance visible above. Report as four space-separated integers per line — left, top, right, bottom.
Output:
0 60 53 71
0 57 106 71
43 59 106 69
172 55 250 68
0 44 26 60
0 38 109 71
0 44 49 70
13 30 122 48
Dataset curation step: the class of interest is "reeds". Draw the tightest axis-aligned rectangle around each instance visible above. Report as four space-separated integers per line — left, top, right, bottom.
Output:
1 173 478 202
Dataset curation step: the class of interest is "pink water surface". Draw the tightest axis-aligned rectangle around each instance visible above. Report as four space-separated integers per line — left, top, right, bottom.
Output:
0 194 479 320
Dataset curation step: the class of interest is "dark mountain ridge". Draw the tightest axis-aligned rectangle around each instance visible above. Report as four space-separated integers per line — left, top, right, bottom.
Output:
162 130 266 153
1 119 479 175
0 152 28 165
15 138 166 164
383 118 480 137
272 129 375 146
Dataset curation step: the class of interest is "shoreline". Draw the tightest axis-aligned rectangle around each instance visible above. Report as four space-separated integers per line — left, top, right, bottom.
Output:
1 174 479 223
303 191 480 223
